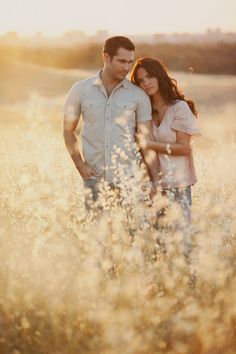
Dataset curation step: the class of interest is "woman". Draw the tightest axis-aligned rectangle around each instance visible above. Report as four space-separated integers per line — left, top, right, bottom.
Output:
131 57 201 224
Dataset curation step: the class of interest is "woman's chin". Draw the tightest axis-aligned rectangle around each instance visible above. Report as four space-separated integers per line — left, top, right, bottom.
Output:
145 89 155 96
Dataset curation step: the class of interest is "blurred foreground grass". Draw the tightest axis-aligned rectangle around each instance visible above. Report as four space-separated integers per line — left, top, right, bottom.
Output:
0 62 236 353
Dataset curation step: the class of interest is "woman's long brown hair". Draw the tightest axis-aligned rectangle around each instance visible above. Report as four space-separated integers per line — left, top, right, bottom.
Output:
131 57 197 117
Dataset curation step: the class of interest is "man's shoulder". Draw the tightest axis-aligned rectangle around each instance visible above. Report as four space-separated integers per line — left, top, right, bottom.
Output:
70 75 97 91
125 80 149 99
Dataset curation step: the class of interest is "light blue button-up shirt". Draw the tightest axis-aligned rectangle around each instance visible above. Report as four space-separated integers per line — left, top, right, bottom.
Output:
63 70 152 183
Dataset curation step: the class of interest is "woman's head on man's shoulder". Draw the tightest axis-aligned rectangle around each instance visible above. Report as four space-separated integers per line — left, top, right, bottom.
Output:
131 57 197 117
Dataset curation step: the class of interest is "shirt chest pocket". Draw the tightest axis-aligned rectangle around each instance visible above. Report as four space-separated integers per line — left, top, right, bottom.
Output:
81 99 102 124
113 100 136 129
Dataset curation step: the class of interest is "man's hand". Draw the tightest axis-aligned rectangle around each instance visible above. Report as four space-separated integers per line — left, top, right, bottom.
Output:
149 185 157 200
149 183 162 200
73 156 98 179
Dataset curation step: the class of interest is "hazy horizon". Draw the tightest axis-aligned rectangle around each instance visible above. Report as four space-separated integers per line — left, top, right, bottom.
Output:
1 28 235 39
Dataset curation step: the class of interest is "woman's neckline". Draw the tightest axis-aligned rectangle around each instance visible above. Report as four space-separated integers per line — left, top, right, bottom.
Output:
152 105 171 129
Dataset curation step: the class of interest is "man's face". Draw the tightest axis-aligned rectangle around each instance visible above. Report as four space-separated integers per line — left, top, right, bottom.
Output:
104 47 134 81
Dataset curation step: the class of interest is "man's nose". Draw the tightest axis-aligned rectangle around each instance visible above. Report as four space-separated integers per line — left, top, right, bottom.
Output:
124 63 130 71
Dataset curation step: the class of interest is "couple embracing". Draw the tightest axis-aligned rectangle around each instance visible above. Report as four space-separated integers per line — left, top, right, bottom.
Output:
63 36 200 225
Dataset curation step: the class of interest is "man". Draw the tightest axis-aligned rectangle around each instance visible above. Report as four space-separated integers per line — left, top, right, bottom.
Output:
63 36 159 211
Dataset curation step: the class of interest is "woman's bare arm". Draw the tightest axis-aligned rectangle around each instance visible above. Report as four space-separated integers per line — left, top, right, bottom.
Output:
138 130 191 156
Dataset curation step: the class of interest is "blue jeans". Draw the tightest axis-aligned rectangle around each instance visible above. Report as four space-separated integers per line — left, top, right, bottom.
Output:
159 186 193 258
83 178 121 213
162 186 192 224
83 178 100 211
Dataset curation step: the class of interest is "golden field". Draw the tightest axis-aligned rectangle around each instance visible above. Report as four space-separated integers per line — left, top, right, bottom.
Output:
0 60 236 354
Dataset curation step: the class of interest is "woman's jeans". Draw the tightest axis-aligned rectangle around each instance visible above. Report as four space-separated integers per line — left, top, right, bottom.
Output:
163 186 192 225
160 186 192 258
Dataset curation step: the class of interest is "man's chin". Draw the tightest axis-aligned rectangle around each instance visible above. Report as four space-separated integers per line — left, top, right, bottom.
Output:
119 73 128 80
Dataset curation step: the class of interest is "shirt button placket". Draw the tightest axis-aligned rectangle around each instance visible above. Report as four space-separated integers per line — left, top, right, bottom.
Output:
105 99 111 179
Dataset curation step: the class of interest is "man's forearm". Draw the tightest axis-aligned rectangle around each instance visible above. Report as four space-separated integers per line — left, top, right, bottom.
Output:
141 148 160 184
63 130 83 167
63 130 99 179
137 121 160 185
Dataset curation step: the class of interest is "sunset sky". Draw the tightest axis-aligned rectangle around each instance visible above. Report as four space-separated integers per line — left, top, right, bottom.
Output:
1 0 236 36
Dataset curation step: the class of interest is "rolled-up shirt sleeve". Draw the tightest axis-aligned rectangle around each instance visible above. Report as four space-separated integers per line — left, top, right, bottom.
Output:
136 91 152 124
63 82 81 119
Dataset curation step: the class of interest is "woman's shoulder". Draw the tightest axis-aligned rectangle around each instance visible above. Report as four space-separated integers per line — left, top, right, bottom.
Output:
171 100 194 119
172 99 189 111
170 99 200 136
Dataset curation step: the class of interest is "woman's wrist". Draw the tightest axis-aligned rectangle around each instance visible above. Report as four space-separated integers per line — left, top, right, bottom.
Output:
165 143 171 154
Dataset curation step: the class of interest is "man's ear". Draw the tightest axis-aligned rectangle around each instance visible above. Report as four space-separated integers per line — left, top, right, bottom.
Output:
103 52 111 64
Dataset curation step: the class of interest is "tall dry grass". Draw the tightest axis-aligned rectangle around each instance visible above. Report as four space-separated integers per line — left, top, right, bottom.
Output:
0 65 236 354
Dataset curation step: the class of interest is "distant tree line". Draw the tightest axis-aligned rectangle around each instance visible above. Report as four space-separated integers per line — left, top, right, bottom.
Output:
1 42 236 75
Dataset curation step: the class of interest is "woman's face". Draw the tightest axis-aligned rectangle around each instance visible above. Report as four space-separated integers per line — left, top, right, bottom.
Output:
136 67 159 96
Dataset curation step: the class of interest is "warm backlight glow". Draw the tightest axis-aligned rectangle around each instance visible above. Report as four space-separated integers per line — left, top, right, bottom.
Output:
0 0 236 36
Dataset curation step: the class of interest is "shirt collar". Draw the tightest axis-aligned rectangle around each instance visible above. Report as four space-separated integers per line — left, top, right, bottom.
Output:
92 69 129 89
92 69 103 87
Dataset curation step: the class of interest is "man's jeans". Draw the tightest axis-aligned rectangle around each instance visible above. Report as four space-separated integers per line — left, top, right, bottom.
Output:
83 178 121 213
